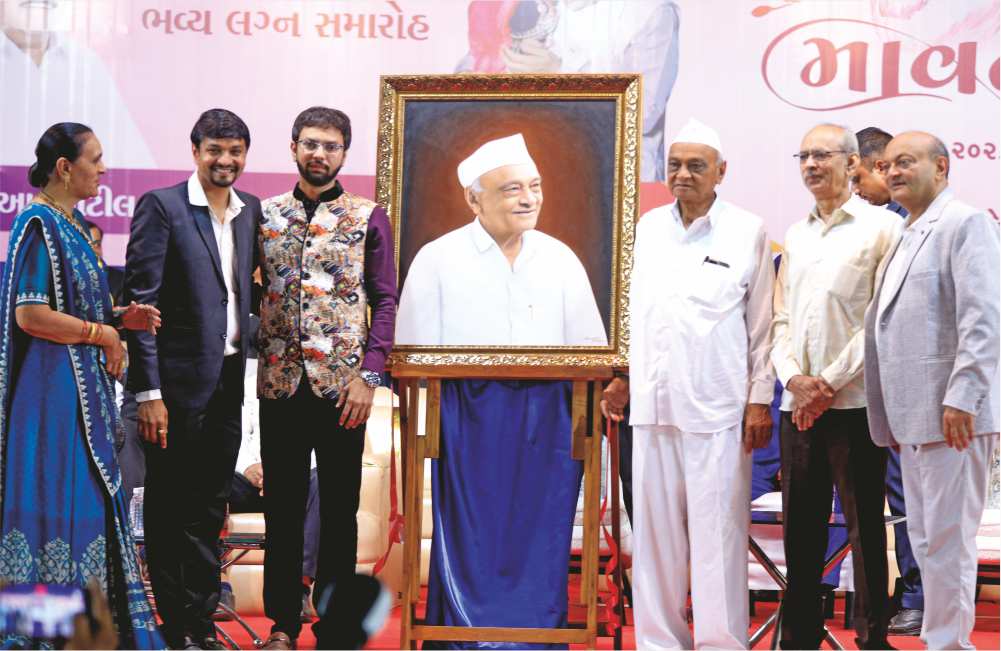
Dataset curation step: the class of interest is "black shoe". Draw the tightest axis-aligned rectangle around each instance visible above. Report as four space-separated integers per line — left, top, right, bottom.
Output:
856 637 897 650
179 636 202 650
201 637 226 650
887 608 923 636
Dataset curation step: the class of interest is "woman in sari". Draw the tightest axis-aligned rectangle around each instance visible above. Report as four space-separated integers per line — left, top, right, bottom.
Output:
0 123 164 648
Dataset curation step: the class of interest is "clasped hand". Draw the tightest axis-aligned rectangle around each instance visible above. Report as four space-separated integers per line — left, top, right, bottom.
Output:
788 375 835 431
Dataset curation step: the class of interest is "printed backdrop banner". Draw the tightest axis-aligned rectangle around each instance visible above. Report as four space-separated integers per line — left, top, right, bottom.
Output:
1 0 997 266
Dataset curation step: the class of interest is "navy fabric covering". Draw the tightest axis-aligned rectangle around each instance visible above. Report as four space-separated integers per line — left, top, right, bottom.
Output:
424 380 583 650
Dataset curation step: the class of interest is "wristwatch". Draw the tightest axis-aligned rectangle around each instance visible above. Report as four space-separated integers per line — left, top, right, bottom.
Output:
359 369 381 388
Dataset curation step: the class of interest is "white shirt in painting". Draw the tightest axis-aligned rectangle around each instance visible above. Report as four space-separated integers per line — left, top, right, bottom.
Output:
629 198 776 433
1 32 155 168
395 218 607 346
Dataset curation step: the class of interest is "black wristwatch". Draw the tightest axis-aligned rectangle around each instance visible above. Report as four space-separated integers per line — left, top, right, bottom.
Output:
359 369 381 388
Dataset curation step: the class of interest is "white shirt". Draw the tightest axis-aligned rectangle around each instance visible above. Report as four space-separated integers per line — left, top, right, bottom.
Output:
629 198 776 432
771 194 901 411
0 32 155 168
396 218 607 346
136 173 243 403
187 172 242 356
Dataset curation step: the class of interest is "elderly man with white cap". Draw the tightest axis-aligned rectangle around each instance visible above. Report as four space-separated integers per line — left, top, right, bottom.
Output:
601 118 775 649
397 134 604 647
396 132 606 346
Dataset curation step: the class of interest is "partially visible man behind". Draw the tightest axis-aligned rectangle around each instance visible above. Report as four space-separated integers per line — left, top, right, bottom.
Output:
853 125 926 637
85 220 124 305
854 127 908 218
771 124 899 649
864 131 999 651
601 118 775 649
125 109 261 650
256 106 397 650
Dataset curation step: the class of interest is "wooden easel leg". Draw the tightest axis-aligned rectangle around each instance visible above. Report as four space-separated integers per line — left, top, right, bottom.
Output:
583 381 602 649
400 379 422 650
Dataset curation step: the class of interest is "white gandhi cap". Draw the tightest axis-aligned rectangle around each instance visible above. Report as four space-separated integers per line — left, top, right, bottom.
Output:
670 118 724 159
457 133 539 188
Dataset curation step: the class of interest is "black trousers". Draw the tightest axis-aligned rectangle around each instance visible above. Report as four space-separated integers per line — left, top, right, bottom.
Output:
260 377 365 639
778 408 890 649
143 354 243 645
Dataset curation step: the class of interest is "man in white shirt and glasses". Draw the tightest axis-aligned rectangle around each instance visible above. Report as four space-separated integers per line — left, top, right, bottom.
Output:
601 118 775 650
771 124 900 650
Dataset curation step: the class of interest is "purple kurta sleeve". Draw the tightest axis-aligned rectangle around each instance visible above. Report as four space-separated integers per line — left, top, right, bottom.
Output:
361 206 398 373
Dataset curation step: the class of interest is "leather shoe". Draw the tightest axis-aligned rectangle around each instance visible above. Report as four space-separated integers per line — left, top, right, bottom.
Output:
179 636 202 650
887 608 923 636
201 638 226 650
262 631 296 650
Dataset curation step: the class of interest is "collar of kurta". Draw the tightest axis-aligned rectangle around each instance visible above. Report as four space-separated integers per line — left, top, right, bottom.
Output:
186 172 244 222
669 194 723 238
2 30 68 62
807 193 867 234
469 217 538 263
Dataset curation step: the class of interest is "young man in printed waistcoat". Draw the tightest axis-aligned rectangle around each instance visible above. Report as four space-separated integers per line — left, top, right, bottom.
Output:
256 106 397 650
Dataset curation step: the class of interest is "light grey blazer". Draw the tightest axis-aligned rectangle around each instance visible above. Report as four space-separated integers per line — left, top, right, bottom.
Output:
864 189 1000 446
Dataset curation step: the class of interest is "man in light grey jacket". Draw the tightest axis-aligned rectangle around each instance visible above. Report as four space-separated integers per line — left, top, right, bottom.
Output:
863 131 999 651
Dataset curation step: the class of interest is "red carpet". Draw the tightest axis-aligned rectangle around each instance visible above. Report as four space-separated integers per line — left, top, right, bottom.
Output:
217 595 1000 649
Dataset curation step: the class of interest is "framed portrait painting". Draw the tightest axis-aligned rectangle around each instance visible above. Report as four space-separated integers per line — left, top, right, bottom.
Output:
376 73 640 375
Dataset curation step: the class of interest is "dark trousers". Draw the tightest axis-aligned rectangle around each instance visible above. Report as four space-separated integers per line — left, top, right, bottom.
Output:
143 354 243 645
260 378 365 639
779 408 890 649
886 447 924 610
229 468 322 578
117 388 146 503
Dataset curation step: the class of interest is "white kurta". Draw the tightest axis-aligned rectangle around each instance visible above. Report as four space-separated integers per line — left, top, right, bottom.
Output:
629 198 775 431
395 218 607 346
1 33 155 168
629 197 775 650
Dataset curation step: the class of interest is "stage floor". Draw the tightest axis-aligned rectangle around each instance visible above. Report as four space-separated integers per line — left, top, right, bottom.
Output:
216 593 1000 649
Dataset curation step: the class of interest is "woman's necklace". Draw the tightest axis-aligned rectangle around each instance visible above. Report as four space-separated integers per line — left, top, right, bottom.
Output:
34 191 102 263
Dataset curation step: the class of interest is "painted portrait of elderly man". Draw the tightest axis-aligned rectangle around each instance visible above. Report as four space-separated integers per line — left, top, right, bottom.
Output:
396 132 607 347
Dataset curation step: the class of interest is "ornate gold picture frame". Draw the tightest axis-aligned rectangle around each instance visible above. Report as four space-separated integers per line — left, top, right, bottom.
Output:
376 74 639 375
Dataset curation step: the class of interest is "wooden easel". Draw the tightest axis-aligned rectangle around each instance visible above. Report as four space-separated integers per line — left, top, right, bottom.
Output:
392 365 611 649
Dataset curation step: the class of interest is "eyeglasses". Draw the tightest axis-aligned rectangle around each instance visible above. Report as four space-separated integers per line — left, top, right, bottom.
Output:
297 139 345 154
793 149 849 163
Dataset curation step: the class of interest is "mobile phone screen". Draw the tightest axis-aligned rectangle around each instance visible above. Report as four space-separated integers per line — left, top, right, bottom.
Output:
0 583 86 642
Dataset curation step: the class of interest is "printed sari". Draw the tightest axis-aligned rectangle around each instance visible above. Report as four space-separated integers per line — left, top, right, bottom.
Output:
0 202 162 648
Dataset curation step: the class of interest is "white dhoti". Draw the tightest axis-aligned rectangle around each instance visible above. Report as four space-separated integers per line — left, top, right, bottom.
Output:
900 433 998 650
632 423 751 650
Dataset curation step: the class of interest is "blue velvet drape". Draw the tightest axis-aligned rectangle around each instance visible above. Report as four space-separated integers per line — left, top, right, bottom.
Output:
424 380 583 650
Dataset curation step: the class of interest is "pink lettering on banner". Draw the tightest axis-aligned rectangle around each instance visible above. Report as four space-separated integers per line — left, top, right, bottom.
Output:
226 11 301 37
315 1 428 40
761 18 1000 110
142 8 213 35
